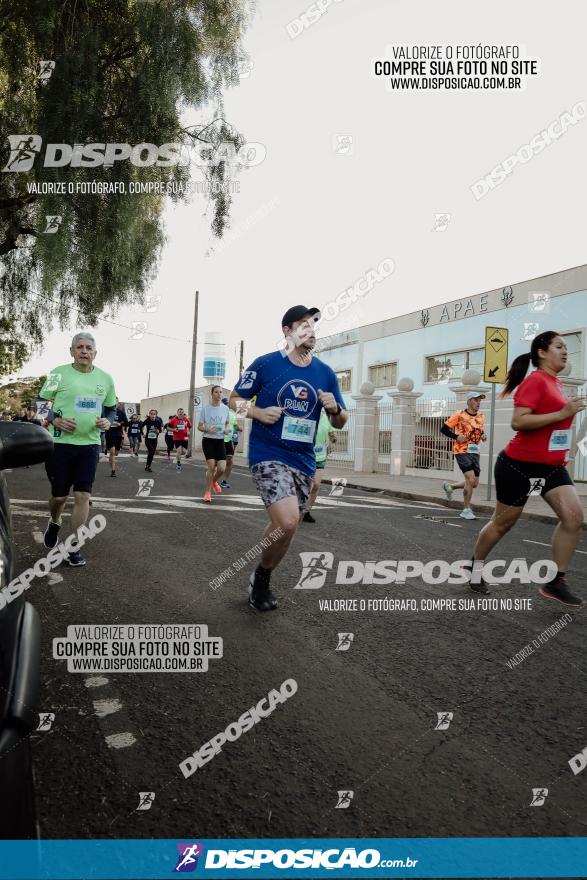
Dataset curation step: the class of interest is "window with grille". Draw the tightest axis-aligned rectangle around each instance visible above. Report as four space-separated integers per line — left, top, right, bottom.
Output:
335 369 352 392
368 362 398 388
426 348 484 384
561 331 582 378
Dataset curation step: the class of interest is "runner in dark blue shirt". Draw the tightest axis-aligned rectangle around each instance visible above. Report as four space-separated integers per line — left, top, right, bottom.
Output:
230 305 347 612
127 414 142 456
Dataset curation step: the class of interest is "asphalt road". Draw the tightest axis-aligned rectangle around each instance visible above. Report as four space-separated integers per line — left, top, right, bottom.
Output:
6 448 587 843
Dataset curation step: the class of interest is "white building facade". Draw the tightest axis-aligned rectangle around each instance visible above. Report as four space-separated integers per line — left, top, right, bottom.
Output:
317 265 587 483
317 265 586 400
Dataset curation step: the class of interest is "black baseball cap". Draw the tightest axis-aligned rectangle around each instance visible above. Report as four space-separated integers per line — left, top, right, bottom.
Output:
281 305 321 328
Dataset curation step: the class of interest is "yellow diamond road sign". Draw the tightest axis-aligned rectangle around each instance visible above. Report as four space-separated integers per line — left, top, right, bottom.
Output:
484 326 509 383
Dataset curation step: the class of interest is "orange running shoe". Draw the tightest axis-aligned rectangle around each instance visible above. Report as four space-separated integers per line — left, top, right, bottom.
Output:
204 491 212 503
212 481 222 494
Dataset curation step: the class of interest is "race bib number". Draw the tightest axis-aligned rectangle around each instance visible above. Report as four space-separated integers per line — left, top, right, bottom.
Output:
548 429 571 451
467 443 480 453
176 422 185 431
148 430 157 439
74 396 99 413
281 416 315 443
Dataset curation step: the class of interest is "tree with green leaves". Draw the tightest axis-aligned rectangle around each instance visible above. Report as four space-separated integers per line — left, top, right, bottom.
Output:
0 317 28 376
0 0 251 349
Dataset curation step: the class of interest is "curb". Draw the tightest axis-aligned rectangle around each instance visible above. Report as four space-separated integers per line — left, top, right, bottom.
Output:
320 477 582 529
209 461 585 530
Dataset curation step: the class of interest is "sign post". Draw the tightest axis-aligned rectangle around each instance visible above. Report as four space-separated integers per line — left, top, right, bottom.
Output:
483 326 509 501
187 290 199 458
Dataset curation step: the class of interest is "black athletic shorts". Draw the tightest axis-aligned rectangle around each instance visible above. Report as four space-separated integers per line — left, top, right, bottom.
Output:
494 450 573 507
173 439 188 449
224 441 235 457
455 453 481 476
202 438 226 461
105 431 122 451
45 444 100 496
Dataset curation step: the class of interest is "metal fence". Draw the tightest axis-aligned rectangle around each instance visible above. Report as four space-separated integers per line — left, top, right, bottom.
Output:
407 396 455 471
376 402 393 473
329 406 356 470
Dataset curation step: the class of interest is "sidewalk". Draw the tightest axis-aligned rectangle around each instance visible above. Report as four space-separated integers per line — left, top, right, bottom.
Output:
320 468 587 528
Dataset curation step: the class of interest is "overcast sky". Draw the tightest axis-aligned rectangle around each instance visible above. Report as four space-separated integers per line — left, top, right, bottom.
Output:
17 0 587 401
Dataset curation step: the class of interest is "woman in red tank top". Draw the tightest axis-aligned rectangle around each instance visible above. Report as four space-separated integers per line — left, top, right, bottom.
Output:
469 331 585 606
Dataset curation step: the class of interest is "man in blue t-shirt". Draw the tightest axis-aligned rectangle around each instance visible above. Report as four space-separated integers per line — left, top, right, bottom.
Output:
230 304 347 612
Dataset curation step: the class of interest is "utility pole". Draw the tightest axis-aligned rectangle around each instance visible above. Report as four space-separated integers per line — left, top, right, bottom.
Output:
187 291 199 457
239 339 244 376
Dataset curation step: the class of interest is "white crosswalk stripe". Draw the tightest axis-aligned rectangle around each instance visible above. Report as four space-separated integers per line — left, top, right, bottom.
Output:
11 493 445 517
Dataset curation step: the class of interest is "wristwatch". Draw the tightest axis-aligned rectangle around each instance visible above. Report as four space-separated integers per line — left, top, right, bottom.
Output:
329 404 342 416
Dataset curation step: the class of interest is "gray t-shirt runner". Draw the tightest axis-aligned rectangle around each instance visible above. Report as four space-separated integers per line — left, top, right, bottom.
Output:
200 403 230 440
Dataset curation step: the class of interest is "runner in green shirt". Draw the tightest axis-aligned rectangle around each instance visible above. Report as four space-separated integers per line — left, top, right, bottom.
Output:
40 332 116 567
219 400 242 489
303 409 337 523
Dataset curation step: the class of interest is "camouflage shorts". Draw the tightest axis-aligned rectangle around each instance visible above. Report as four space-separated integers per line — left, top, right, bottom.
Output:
251 460 313 513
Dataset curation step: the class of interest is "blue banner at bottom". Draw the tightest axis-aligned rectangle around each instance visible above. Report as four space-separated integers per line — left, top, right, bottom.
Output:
0 838 586 879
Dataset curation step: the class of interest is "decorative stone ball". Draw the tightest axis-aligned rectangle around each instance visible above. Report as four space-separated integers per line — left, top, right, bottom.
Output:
462 369 481 386
397 377 414 392
359 381 375 395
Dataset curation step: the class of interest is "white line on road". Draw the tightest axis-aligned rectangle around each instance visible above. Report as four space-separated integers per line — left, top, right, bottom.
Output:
84 677 109 688
343 497 442 508
93 698 123 719
414 515 463 528
47 572 64 585
105 732 136 749
524 539 587 555
32 530 44 543
12 508 70 519
14 493 452 516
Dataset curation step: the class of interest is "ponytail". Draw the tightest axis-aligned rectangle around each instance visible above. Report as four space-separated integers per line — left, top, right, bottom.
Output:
500 352 532 398
500 330 560 398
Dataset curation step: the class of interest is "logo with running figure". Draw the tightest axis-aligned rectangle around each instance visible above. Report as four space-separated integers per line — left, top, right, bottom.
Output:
295 552 334 589
238 370 256 390
528 478 546 496
435 711 454 731
276 380 318 419
2 134 42 172
530 787 548 807
44 372 62 393
174 843 204 872
335 790 354 809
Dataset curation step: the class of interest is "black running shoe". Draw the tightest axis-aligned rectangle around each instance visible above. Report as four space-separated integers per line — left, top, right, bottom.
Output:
465 559 491 595
539 577 584 607
145 466 152 472
67 551 86 567
43 519 61 549
470 579 491 595
303 511 315 523
110 470 116 477
248 573 278 611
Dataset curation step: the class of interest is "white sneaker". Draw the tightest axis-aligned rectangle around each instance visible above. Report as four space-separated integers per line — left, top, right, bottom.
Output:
459 508 476 520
